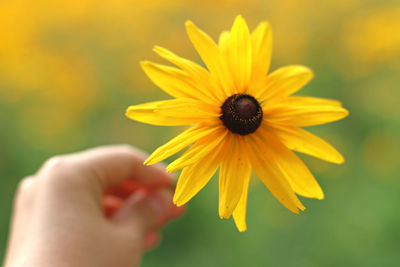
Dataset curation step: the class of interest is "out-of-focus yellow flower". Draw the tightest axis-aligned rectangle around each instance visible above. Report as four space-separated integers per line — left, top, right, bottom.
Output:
0 0 173 144
126 16 348 231
0 0 184 101
342 7 400 66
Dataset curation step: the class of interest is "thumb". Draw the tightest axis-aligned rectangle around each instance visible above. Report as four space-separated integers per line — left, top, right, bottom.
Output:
111 189 173 235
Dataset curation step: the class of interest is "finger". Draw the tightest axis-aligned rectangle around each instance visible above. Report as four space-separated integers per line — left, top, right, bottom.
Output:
155 205 186 227
76 145 173 188
105 180 167 200
104 191 184 222
103 195 123 218
104 185 184 220
5 177 37 263
143 230 161 251
111 189 173 234
105 181 142 200
40 145 173 193
168 205 186 219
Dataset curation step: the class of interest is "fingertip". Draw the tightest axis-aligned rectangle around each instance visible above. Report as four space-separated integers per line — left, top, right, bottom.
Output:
146 189 174 218
169 205 185 218
154 204 185 227
111 188 173 233
136 160 175 188
143 230 161 251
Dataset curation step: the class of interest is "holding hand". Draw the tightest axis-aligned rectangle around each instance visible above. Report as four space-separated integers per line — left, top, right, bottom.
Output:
4 145 183 267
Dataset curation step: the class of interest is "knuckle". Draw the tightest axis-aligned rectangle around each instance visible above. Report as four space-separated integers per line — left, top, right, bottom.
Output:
114 144 147 160
16 176 36 196
42 155 71 172
114 144 136 154
15 176 36 206
38 155 81 187
40 155 78 180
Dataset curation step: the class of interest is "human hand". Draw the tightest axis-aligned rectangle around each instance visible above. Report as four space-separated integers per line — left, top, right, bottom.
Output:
4 145 183 267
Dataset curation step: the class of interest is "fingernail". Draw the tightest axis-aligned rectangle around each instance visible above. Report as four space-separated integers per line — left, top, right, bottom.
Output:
169 205 185 218
126 189 147 206
147 189 172 218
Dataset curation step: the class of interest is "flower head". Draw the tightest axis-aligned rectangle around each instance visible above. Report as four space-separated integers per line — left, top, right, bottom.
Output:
126 15 348 231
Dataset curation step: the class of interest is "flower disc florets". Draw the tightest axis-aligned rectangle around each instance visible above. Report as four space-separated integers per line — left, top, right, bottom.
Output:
220 94 263 135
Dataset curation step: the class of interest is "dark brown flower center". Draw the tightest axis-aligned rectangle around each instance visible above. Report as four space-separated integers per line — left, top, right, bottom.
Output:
220 94 263 135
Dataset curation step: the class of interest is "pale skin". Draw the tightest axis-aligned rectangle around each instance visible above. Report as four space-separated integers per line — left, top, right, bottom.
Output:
4 145 183 267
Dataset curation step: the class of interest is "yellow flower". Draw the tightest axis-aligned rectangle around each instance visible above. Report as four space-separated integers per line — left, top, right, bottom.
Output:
126 15 348 231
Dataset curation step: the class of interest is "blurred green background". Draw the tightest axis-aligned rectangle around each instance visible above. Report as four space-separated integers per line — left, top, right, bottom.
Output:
1 0 400 266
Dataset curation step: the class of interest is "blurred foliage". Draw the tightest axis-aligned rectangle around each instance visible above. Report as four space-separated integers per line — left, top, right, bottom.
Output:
1 0 400 266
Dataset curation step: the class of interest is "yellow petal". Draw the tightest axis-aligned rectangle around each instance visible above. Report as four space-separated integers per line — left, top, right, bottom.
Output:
185 20 234 97
218 31 230 55
280 96 343 107
227 15 252 92
155 98 219 119
166 128 227 173
219 135 251 219
250 65 313 102
264 104 349 127
141 61 208 101
232 167 251 232
259 127 324 199
173 140 224 206
153 46 223 103
126 101 197 126
247 134 305 213
251 21 272 81
126 99 219 126
145 123 222 165
267 124 345 164
218 31 230 92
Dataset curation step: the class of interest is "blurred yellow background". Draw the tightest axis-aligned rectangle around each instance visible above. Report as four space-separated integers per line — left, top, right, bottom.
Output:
1 0 400 266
